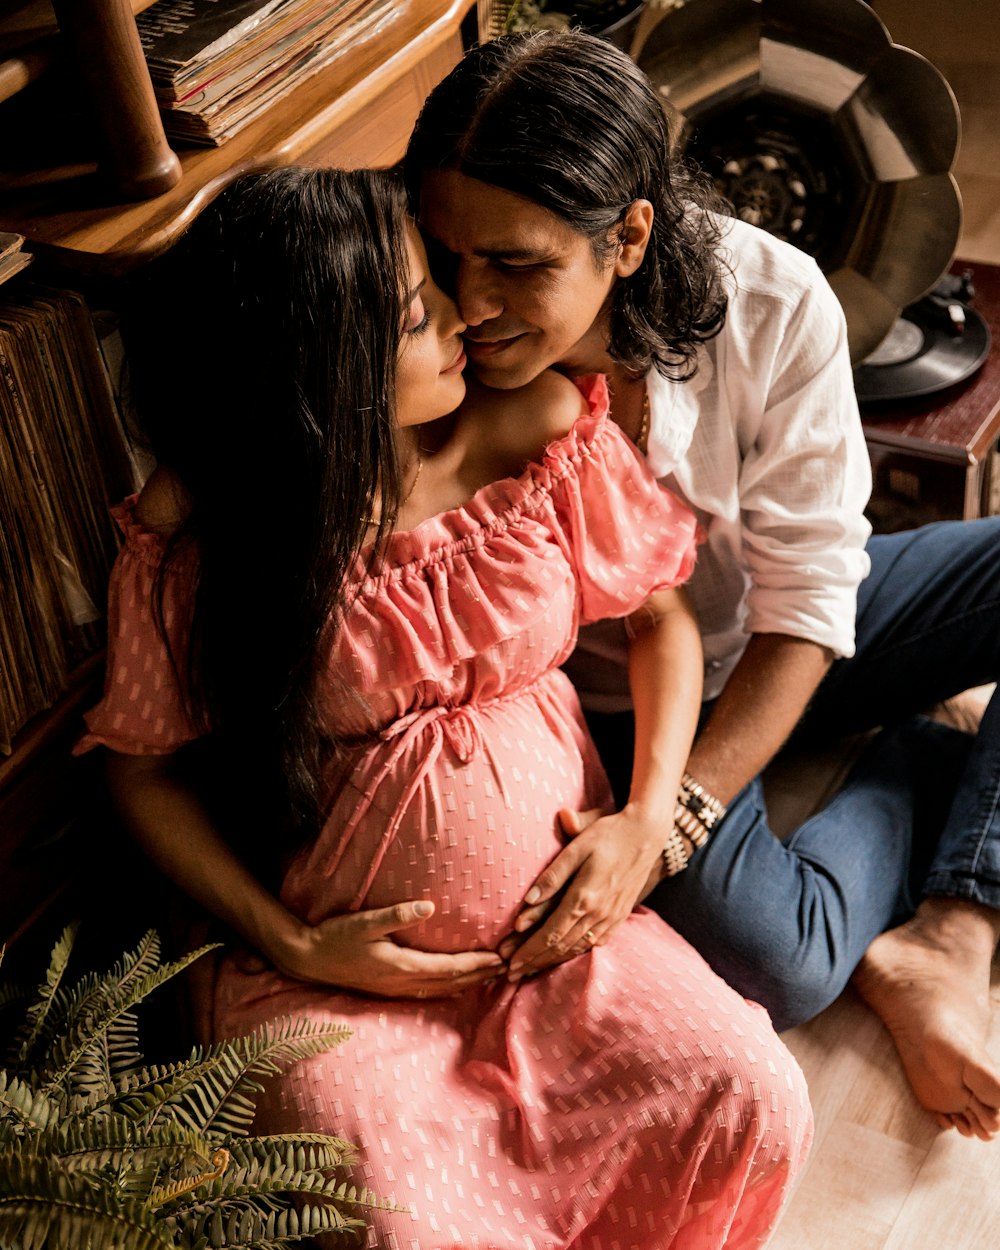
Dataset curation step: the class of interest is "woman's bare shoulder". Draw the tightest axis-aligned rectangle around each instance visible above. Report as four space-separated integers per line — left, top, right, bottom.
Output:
465 370 588 469
134 465 191 536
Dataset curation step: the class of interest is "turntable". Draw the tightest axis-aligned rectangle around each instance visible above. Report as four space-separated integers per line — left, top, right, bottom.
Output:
858 261 1000 531
630 0 999 529
853 272 991 405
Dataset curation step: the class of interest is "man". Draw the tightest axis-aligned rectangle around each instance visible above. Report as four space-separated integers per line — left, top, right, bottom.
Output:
404 27 1000 1139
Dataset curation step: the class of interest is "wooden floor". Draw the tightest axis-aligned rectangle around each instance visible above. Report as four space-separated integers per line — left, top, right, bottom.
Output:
758 694 1000 1244
762 7 1000 1244
770 969 1000 1249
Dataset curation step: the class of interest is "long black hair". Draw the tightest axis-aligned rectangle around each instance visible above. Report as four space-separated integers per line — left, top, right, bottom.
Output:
122 166 410 854
404 29 728 380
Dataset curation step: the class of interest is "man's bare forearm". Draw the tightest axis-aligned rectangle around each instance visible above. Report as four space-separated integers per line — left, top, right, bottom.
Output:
686 633 834 805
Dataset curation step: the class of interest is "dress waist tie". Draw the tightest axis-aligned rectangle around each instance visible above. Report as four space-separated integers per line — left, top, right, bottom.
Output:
325 698 516 907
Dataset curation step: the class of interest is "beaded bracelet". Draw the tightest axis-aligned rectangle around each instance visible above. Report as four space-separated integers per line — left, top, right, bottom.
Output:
661 772 727 877
661 823 690 876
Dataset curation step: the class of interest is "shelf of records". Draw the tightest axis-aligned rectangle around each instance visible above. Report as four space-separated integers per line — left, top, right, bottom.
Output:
0 0 405 151
0 1 471 272
136 0 398 148
0 269 148 777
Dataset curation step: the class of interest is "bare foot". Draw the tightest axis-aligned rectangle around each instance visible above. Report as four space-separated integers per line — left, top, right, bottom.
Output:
853 898 1000 1140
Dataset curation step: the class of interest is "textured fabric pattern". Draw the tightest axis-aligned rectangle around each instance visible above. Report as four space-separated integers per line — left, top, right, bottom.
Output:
80 376 812 1248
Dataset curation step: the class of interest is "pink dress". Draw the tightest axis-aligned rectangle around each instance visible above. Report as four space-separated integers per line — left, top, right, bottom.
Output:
80 377 811 1250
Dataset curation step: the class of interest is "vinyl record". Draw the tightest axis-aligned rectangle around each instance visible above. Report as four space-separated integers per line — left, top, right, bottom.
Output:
854 300 991 405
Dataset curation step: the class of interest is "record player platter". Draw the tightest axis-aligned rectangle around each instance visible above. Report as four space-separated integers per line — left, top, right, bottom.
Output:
854 295 991 406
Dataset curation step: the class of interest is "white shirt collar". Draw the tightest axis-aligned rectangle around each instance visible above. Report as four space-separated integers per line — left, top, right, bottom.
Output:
644 347 715 479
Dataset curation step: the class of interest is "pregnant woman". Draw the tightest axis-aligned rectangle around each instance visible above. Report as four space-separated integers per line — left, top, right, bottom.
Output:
80 166 811 1249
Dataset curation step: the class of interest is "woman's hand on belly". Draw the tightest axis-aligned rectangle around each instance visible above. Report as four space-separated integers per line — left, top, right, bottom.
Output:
504 805 665 981
272 900 506 998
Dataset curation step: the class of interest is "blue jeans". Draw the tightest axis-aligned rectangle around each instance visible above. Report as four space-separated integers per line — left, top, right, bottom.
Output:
585 517 1000 1030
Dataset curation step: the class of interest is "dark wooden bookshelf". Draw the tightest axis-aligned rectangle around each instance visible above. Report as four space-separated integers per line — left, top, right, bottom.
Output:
0 652 103 797
0 653 105 946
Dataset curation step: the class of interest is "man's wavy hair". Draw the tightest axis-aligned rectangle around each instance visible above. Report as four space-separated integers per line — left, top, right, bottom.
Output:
404 29 729 381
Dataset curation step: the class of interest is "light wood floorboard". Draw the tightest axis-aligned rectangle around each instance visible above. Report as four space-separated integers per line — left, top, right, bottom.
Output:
769 966 1000 1250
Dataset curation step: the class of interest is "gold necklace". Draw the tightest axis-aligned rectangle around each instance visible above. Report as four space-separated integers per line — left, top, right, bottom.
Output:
636 382 650 454
403 451 423 504
367 451 423 528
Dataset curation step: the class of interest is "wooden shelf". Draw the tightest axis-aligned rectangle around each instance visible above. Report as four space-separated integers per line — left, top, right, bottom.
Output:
0 0 474 276
0 650 104 798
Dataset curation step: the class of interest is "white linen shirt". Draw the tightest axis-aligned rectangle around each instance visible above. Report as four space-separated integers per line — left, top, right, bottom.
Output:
567 216 873 710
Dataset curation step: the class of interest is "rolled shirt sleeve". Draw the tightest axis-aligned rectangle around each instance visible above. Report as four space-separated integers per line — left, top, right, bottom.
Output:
736 257 872 654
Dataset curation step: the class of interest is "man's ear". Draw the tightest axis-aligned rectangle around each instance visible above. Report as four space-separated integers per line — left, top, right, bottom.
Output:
614 199 654 277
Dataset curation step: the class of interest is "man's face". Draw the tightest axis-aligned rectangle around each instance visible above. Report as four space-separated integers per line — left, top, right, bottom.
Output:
418 169 619 389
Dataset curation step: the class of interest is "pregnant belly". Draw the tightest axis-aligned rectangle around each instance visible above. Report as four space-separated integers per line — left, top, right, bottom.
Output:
363 776 572 954
283 686 611 954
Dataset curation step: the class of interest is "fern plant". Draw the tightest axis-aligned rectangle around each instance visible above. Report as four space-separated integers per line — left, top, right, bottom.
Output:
0 925 387 1249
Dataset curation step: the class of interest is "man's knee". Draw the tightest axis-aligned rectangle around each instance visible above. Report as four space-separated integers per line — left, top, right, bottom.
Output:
863 517 1000 636
739 949 845 1033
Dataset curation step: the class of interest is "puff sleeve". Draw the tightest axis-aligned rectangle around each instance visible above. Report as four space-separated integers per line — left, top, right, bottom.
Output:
75 498 202 756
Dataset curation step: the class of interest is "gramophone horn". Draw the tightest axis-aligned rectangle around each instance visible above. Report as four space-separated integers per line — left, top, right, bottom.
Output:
633 0 962 363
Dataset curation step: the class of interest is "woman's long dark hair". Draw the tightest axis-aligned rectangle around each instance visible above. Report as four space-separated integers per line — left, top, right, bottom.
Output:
404 29 729 380
122 166 410 857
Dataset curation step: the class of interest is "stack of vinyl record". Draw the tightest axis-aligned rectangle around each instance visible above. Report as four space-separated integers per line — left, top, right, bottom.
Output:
137 0 396 147
0 286 138 754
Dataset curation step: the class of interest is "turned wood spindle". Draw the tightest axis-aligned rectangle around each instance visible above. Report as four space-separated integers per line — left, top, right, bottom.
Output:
51 0 182 201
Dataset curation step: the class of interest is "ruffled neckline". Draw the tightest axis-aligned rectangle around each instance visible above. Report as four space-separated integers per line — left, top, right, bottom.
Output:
111 375 613 576
358 374 611 581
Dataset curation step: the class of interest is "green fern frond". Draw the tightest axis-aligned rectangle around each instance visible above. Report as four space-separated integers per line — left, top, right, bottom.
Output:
0 1071 57 1138
149 1145 230 1207
327 1179 391 1211
224 1135 356 1175
164 1194 365 1249
116 1019 351 1137
164 1170 392 1217
51 931 162 1089
14 922 79 1066
41 944 219 1096
112 930 164 995
0 1151 175 1250
63 1005 145 1107
35 934 212 1077
31 1113 217 1178
40 930 163 1056
107 1005 143 1079
64 1031 115 1106
30 968 108 1069
0 930 376 1249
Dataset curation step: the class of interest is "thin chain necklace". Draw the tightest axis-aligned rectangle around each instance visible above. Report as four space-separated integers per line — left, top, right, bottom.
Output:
367 450 423 528
611 370 650 454
637 382 650 454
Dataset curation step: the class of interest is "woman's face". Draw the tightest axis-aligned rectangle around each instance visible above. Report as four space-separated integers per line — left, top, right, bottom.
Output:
396 224 468 429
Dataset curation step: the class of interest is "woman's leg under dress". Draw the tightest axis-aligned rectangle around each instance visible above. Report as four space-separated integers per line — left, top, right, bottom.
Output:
214 914 811 1250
